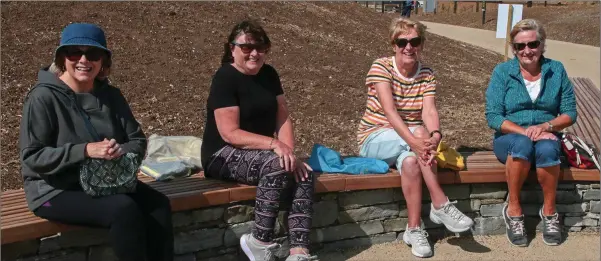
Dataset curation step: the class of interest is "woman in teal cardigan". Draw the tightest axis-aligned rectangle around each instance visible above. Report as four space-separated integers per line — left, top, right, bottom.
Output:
485 19 577 247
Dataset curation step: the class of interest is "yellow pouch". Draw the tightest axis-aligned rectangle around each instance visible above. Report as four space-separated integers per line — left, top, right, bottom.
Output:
435 141 465 170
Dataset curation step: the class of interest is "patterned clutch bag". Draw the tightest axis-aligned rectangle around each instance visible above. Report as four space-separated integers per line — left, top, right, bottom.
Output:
79 152 140 197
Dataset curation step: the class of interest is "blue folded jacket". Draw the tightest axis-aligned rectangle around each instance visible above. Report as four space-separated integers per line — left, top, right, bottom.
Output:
307 144 389 174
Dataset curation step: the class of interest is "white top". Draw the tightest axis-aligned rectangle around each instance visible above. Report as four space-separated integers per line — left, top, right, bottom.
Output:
524 78 542 102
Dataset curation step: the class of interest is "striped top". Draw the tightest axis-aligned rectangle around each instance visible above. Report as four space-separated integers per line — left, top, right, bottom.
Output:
357 56 437 145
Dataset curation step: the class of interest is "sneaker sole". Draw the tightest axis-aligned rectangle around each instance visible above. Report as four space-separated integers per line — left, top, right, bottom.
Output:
429 212 472 233
503 205 528 247
240 235 256 261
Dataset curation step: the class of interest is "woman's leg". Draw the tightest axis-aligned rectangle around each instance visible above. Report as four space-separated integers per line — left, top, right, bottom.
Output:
494 134 534 217
493 133 533 247
205 145 294 259
400 156 423 228
287 171 315 255
34 191 147 261
411 127 446 208
534 139 562 245
127 181 174 261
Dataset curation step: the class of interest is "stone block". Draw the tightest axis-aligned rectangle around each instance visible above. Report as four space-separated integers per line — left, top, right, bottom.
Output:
576 184 591 190
471 199 482 212
174 228 224 254
557 203 588 214
472 217 505 235
557 183 576 190
206 254 238 261
224 205 254 224
339 189 396 209
321 233 396 251
564 217 598 227
318 193 338 201
382 218 409 232
19 250 87 261
522 204 541 216
59 228 107 248
174 254 196 261
441 184 470 200
312 200 339 227
479 204 504 217
89 245 118 261
422 217 444 229
393 188 404 201
582 227 600 233
586 213 600 220
338 204 399 223
399 204 408 217
224 221 253 247
1 239 39 260
583 189 600 201
590 201 600 213
172 211 194 228
192 207 225 223
38 234 61 254
591 184 600 189
195 247 237 260
311 220 384 243
470 184 507 199
480 199 505 205
568 226 583 232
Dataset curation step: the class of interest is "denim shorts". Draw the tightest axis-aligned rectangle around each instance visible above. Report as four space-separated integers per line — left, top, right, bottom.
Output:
359 127 418 173
493 133 562 168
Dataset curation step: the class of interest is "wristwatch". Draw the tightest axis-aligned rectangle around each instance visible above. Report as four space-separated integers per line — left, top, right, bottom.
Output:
547 122 554 132
430 130 443 139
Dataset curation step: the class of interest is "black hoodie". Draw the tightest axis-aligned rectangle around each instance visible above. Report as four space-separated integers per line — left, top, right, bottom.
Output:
19 67 147 211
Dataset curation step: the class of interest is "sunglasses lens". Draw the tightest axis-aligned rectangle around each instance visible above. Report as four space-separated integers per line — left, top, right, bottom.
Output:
527 41 541 49
409 37 422 47
237 44 267 53
64 47 103 61
514 43 526 50
395 39 408 48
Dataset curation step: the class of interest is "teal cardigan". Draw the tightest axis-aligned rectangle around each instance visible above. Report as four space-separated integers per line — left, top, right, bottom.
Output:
485 57 577 138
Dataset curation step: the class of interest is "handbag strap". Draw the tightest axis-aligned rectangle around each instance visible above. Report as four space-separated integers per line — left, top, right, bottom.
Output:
77 107 101 142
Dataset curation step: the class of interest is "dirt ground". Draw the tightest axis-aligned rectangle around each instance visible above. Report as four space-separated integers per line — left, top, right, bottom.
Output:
318 232 601 261
0 1 524 191
412 2 600 46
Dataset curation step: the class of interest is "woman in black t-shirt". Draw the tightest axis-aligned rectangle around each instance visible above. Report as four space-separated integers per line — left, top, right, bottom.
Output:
201 20 316 261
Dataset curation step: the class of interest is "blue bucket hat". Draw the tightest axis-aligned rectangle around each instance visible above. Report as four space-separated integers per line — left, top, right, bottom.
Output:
55 23 111 58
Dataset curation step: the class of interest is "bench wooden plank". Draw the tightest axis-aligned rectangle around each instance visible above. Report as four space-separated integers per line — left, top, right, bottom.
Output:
568 77 600 151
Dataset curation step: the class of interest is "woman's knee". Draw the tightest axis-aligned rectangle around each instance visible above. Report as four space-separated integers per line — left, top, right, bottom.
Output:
495 134 534 162
534 139 561 167
412 126 429 139
400 156 421 178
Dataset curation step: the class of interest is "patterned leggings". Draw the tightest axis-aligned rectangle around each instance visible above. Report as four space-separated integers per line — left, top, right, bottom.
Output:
205 145 314 248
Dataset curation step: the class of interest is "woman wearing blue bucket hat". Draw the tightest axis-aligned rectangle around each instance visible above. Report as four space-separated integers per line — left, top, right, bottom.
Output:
19 23 174 261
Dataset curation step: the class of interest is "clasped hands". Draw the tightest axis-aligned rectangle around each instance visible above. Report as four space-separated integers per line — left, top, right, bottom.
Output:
409 135 440 167
85 138 125 160
524 123 558 141
271 139 312 183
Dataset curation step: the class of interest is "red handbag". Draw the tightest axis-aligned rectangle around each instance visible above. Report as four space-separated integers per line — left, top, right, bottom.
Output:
561 132 601 170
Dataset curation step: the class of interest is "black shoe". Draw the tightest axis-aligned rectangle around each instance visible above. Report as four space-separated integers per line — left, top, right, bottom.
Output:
502 204 528 247
539 207 562 246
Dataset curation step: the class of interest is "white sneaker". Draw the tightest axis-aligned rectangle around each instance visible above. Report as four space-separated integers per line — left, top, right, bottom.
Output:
430 199 474 233
240 234 280 261
402 225 433 258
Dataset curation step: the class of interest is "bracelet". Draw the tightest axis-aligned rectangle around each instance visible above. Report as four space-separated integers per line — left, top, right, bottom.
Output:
430 130 443 139
269 138 275 149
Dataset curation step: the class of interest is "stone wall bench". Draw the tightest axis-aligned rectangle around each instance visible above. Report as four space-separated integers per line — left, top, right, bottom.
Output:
2 151 599 261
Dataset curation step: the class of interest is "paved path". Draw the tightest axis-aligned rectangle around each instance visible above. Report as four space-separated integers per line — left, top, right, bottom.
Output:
318 232 600 260
420 21 600 89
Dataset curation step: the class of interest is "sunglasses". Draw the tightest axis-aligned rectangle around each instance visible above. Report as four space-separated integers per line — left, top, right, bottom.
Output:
231 42 269 54
63 47 105 62
513 40 541 51
394 37 422 48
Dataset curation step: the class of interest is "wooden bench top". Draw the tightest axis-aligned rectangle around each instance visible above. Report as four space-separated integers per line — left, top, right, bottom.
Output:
567 77 600 152
2 151 599 245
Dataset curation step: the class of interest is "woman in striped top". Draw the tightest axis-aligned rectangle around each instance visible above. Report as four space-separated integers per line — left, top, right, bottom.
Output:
357 17 473 258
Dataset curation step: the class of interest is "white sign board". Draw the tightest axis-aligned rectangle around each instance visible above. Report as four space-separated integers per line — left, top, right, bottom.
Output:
495 4 523 38
424 0 436 13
